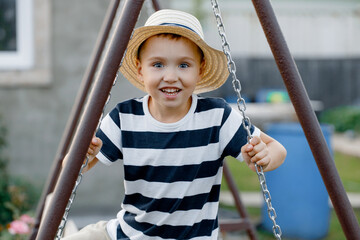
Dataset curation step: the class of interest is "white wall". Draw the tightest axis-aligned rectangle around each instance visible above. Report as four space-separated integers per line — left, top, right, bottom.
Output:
170 0 360 58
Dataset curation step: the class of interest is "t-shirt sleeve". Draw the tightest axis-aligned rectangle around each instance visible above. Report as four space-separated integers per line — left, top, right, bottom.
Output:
220 102 261 162
95 106 123 166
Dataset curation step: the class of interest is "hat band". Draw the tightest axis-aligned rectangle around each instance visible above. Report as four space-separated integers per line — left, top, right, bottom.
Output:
159 23 199 36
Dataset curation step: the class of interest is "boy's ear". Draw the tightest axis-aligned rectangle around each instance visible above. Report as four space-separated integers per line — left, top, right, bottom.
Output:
135 59 143 81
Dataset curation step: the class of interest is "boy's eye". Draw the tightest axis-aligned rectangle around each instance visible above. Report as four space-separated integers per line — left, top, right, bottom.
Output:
179 63 189 68
153 62 163 68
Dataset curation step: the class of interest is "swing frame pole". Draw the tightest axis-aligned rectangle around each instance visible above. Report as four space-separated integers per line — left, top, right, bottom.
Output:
221 162 258 239
35 1 145 239
251 0 360 238
29 1 121 239
151 0 161 11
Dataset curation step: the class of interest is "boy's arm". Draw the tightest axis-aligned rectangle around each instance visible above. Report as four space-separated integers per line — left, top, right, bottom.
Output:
241 132 286 172
62 136 102 173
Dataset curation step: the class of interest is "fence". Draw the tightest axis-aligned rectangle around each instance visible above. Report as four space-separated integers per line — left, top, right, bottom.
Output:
207 57 360 110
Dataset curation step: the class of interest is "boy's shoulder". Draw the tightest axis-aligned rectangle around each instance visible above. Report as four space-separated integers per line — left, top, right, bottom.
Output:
196 96 230 112
114 97 145 115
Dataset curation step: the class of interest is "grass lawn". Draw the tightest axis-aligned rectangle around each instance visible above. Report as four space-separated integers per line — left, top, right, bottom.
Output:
228 207 360 240
220 151 360 239
221 152 360 193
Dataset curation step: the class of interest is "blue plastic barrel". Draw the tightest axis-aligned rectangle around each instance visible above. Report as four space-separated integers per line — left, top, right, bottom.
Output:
261 123 332 239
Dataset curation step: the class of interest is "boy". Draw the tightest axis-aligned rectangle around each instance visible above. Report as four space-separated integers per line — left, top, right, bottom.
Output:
64 9 286 240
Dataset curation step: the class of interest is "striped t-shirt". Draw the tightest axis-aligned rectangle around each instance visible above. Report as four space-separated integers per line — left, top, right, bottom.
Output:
96 94 260 240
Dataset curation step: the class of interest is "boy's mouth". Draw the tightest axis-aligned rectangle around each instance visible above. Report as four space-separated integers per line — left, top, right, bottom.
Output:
160 88 181 96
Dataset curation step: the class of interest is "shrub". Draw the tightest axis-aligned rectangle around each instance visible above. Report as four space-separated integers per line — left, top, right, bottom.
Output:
320 106 360 134
0 116 37 238
0 116 12 226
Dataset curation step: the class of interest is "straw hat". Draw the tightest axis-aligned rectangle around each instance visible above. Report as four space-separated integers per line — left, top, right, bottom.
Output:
119 9 229 94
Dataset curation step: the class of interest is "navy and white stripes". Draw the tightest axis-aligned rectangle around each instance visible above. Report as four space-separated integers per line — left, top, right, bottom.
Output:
96 94 259 240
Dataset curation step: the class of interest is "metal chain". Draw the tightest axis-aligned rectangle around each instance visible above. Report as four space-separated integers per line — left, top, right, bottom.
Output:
55 156 89 239
256 167 282 239
55 72 120 239
210 0 281 239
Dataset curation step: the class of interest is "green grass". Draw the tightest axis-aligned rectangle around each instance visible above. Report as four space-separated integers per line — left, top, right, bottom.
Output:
222 207 360 240
220 152 360 239
333 152 360 192
221 152 360 193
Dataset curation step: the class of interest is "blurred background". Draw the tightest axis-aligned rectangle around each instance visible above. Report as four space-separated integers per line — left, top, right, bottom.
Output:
0 0 359 239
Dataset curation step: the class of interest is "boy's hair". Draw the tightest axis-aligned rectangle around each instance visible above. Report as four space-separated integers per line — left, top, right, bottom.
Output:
136 33 204 61
120 9 229 94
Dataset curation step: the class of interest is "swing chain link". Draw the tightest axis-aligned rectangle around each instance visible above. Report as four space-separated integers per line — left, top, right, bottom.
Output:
55 72 120 239
210 1 281 239
256 167 282 239
55 156 89 239
210 0 249 132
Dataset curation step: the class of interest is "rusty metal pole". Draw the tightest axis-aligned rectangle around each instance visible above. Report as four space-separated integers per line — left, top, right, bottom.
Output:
29 2 121 239
35 0 145 239
250 0 360 239
151 0 161 11
222 162 258 240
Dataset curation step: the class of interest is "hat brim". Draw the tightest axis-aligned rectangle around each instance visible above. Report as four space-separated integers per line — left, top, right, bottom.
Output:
119 26 229 94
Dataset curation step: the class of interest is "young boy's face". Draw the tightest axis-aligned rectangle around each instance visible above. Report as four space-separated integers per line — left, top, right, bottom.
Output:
136 35 204 121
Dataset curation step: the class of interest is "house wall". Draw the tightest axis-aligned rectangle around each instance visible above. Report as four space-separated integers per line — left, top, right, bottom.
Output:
0 0 139 213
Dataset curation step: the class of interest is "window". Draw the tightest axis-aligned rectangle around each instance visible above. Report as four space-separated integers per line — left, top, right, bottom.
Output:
0 0 34 70
0 0 51 87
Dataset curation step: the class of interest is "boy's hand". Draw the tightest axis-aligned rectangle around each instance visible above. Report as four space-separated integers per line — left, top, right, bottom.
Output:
87 136 102 158
62 136 102 173
83 136 103 172
241 136 270 172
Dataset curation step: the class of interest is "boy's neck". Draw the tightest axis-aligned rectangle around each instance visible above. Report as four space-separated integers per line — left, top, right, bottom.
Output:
148 96 193 123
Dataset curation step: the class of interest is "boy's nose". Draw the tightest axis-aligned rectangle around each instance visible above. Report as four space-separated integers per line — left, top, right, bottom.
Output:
163 68 178 83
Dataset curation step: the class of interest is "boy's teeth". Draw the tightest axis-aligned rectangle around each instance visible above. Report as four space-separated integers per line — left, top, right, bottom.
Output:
161 88 180 96
162 89 179 93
